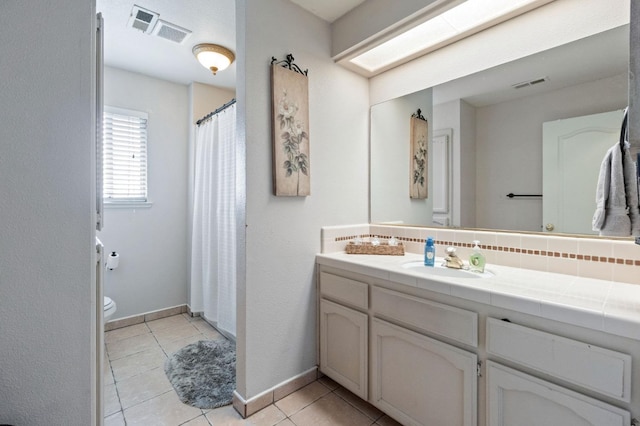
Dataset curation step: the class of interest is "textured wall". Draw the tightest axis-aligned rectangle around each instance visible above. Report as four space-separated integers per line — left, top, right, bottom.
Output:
236 0 369 399
99 67 190 320
0 1 95 424
191 82 235 125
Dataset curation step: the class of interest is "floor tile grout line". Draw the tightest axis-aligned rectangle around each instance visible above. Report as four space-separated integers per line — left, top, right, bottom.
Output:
331 388 385 422
112 319 217 423
330 387 385 423
109 327 208 369
175 411 209 426
104 322 152 345
110 357 126 419
109 325 168 415
108 313 299 425
274 379 332 418
280 386 382 426
120 388 176 415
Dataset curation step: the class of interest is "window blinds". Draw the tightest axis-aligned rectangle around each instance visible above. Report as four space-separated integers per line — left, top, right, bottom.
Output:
103 107 148 202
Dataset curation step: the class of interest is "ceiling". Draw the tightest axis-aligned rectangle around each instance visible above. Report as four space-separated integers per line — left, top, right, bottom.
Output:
289 0 367 23
434 25 629 107
96 0 363 89
97 0 628 108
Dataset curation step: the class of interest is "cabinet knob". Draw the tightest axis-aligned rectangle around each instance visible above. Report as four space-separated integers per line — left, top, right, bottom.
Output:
545 223 555 232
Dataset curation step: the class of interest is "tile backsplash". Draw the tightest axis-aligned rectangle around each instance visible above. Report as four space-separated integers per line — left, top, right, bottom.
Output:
321 224 640 285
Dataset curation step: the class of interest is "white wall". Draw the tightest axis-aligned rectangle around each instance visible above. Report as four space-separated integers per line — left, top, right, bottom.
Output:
99 67 189 319
236 0 370 399
475 73 627 231
0 1 95 424
191 82 235 125
371 89 433 225
459 100 476 228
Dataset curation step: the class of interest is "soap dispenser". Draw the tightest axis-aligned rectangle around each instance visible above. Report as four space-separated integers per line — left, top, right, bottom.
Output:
469 240 486 273
424 237 435 267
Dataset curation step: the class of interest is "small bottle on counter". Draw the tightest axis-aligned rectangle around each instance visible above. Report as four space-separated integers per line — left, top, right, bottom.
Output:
469 240 486 273
424 237 435 267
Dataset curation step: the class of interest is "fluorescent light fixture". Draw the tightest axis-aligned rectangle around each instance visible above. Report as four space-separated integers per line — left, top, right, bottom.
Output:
350 0 552 73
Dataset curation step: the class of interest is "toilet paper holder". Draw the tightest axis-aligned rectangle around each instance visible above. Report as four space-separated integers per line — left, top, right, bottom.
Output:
106 251 119 270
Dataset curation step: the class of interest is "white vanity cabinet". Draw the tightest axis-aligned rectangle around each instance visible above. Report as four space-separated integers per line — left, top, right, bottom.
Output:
486 318 632 426
318 267 479 426
370 286 479 426
316 261 637 426
371 318 477 426
486 362 630 426
318 272 369 399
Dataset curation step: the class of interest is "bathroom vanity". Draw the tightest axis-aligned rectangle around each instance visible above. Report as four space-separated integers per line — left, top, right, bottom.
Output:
316 252 640 426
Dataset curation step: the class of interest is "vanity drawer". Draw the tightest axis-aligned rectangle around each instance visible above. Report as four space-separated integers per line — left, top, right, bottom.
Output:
486 318 632 402
320 272 368 309
371 286 478 347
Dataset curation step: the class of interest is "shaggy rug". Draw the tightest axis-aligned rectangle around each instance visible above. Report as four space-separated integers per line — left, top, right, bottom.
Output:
164 339 236 409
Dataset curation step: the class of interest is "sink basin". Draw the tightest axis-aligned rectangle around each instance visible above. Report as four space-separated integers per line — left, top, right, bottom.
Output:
401 261 492 279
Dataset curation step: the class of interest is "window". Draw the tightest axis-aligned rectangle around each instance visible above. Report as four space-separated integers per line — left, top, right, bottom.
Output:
103 106 148 204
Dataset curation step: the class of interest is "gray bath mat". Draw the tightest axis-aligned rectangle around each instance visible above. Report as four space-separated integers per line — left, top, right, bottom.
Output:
164 339 236 409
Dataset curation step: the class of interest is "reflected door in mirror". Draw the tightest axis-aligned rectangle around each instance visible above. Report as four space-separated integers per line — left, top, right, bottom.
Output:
542 109 624 234
433 129 452 226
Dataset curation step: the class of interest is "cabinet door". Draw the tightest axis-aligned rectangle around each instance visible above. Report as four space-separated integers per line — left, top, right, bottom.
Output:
486 361 631 426
371 318 477 426
319 299 368 399
486 318 631 402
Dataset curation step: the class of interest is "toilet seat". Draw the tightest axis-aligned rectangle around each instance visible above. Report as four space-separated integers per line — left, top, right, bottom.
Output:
104 296 117 321
104 296 114 310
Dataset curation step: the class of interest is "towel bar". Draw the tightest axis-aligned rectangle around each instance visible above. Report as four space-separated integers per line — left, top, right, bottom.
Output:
506 193 542 198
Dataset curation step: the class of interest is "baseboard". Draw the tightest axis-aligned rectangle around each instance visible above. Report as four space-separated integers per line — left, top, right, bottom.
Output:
104 304 188 331
232 366 319 418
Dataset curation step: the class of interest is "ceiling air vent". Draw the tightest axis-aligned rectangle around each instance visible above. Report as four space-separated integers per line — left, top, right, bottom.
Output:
152 20 192 44
512 77 549 89
128 5 159 34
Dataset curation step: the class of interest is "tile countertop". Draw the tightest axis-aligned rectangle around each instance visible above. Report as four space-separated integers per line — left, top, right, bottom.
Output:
316 252 640 341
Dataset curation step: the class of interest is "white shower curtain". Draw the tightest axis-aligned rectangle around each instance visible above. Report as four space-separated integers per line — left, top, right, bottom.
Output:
190 103 236 338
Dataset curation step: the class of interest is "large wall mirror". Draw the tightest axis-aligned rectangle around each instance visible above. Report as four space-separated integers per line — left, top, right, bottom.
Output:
370 24 630 236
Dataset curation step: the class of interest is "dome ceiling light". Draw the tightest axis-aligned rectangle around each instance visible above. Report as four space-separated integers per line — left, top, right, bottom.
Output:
192 43 235 75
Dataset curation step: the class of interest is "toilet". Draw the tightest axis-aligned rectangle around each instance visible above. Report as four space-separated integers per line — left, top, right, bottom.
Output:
104 296 117 322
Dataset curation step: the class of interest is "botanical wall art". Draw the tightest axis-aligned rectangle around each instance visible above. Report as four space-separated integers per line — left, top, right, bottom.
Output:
270 54 310 196
410 109 428 199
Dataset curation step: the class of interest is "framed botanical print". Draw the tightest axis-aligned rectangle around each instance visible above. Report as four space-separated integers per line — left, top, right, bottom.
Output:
410 111 428 199
271 55 310 196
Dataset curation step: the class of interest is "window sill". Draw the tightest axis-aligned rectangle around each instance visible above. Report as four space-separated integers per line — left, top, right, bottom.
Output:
104 201 153 209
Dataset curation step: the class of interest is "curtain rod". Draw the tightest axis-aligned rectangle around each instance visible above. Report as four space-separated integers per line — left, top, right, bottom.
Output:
196 98 236 126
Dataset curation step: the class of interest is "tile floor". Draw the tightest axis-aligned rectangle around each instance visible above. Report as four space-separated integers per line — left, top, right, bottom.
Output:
104 313 402 426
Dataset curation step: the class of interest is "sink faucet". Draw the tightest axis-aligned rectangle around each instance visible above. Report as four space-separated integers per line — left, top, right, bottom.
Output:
443 247 465 269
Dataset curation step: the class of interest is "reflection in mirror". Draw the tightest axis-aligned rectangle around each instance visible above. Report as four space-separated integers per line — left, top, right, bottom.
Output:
371 89 433 225
370 25 629 236
542 109 625 235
